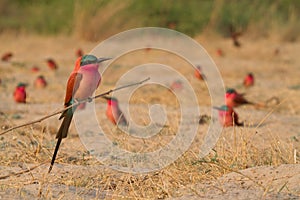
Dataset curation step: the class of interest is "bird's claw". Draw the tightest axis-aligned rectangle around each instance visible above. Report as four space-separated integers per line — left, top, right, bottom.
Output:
87 97 93 103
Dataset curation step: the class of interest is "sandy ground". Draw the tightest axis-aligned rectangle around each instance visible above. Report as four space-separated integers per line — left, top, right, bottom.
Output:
0 33 299 199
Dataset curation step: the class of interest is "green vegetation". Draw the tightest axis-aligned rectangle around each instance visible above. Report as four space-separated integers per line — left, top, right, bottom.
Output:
0 0 300 41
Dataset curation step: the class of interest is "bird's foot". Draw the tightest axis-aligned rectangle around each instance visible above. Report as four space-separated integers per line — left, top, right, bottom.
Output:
87 96 93 103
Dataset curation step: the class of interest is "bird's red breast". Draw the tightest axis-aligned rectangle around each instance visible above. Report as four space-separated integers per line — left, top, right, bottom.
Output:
243 74 254 87
217 106 240 127
34 76 47 88
14 86 26 103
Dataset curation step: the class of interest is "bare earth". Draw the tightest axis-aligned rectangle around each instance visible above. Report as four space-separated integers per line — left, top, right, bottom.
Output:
0 33 299 199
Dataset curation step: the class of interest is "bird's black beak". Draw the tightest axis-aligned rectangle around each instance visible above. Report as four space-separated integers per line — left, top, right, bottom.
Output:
213 106 221 110
97 57 112 63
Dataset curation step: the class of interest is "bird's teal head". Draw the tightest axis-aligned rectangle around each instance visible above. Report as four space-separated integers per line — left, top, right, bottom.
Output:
226 88 236 94
17 82 27 87
80 55 111 66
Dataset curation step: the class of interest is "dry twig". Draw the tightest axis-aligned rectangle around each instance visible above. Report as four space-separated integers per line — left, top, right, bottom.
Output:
0 77 150 135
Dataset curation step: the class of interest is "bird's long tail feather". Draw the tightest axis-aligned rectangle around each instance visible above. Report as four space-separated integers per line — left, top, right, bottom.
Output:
48 111 73 173
48 137 62 173
56 112 73 139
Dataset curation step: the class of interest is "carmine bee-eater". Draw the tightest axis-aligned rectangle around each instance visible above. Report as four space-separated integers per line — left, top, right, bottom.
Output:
46 58 58 70
102 96 128 126
1 52 13 62
34 75 47 88
48 55 111 173
214 105 243 127
229 25 242 47
225 88 253 107
170 80 183 91
243 73 254 88
31 66 40 72
14 83 27 103
216 48 224 57
194 65 205 80
76 48 84 58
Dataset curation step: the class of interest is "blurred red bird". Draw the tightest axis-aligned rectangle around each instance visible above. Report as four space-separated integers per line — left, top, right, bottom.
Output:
76 48 83 58
214 105 243 127
243 73 254 88
48 55 111 173
225 88 253 107
170 80 183 91
194 65 205 80
31 66 40 72
229 25 242 47
216 48 224 57
34 75 47 88
103 96 128 126
1 52 13 62
14 83 27 103
77 102 86 110
46 58 58 70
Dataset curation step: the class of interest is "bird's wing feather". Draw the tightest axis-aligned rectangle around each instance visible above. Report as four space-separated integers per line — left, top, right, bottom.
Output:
59 73 82 120
64 72 83 107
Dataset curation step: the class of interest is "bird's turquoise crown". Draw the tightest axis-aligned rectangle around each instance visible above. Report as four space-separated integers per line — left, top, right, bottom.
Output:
226 88 236 93
80 55 111 66
80 55 98 66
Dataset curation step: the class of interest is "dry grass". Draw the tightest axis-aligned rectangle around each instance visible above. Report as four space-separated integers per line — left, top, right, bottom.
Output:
0 34 299 199
0 113 296 199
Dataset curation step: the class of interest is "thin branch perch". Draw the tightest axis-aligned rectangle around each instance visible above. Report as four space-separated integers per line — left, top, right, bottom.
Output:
0 77 150 135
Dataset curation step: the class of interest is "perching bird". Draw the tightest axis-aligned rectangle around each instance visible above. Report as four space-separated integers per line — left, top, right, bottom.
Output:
216 48 224 57
194 65 205 80
31 66 40 72
170 80 183 91
243 73 254 88
225 88 253 107
214 105 243 127
102 96 128 126
13 83 27 103
46 58 58 70
76 48 83 58
48 55 111 173
1 52 13 62
229 25 242 47
34 75 47 88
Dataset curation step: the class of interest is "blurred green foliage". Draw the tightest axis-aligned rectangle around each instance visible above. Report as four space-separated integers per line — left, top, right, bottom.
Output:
0 0 299 40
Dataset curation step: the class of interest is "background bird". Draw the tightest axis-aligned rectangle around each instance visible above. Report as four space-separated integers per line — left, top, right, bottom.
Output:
102 96 128 127
77 102 86 110
13 83 27 103
170 80 183 91
48 55 111 173
243 73 254 88
216 48 224 57
31 66 40 73
225 88 253 107
229 25 242 47
194 65 205 80
214 105 243 127
1 52 13 62
34 75 47 88
76 48 83 58
46 58 58 70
